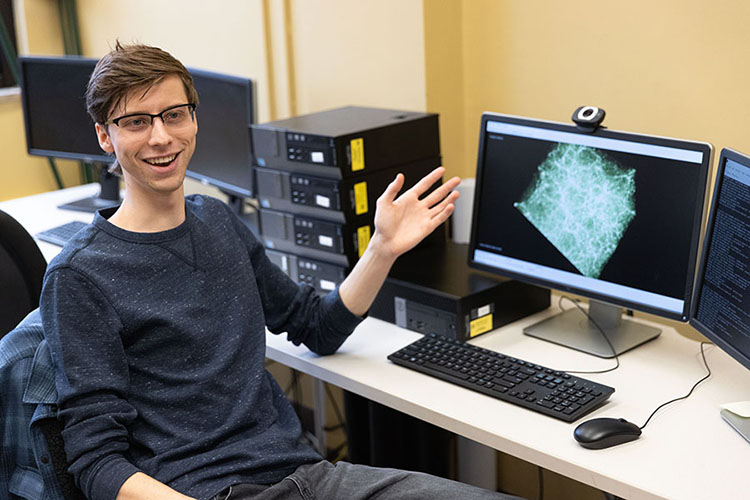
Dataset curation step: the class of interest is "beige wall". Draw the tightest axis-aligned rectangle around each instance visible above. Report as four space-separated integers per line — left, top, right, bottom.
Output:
288 0 426 115
75 0 271 122
448 0 750 179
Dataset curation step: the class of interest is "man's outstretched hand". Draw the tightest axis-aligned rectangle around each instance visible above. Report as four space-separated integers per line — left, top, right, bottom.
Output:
371 166 461 260
338 166 460 317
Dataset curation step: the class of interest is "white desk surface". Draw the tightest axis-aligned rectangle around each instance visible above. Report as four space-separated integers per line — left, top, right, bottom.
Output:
3 184 750 500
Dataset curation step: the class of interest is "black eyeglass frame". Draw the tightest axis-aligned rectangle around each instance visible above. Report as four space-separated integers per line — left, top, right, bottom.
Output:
108 103 196 127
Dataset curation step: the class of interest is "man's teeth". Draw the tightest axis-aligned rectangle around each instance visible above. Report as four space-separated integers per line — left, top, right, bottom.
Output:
145 154 176 165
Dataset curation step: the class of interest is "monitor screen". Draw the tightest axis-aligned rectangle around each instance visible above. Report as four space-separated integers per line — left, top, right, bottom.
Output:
19 56 107 162
690 148 750 371
468 113 711 356
186 69 255 198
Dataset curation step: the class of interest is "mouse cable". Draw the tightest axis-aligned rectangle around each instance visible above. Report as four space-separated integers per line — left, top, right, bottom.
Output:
555 296 620 375
637 341 712 430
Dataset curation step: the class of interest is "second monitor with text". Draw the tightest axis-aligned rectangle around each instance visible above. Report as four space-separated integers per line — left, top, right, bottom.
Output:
468 112 711 357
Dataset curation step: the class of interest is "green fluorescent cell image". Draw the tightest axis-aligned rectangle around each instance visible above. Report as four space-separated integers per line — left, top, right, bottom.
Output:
514 143 636 278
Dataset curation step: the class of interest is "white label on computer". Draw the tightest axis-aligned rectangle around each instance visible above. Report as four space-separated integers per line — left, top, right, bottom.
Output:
319 279 336 291
315 195 331 208
311 151 324 163
319 235 333 247
477 304 491 317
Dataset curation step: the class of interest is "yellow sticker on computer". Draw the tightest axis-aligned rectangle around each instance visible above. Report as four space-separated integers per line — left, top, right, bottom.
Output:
351 138 365 171
357 225 371 256
470 314 493 337
353 181 368 215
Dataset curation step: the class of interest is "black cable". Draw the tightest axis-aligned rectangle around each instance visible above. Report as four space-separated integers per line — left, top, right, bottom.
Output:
555 296 620 375
638 342 712 430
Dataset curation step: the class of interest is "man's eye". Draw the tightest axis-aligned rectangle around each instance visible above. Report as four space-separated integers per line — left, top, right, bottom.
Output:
125 117 147 128
165 110 185 122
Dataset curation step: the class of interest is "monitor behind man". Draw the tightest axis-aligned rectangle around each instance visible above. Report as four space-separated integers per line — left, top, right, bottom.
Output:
19 56 120 211
186 69 255 214
468 112 711 357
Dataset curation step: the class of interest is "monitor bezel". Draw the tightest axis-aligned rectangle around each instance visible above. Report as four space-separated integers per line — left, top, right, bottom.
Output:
689 147 750 370
468 111 712 322
18 55 112 163
184 67 256 199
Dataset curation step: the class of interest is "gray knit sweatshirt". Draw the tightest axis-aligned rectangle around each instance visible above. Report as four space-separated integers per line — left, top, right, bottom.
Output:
40 195 362 500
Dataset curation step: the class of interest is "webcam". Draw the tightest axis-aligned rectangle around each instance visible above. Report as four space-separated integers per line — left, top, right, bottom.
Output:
571 106 606 132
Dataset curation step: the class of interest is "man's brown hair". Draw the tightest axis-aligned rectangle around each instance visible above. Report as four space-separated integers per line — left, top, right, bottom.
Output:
86 42 199 175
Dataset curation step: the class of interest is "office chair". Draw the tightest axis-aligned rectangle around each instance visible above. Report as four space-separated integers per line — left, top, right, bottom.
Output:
0 209 47 338
0 212 85 499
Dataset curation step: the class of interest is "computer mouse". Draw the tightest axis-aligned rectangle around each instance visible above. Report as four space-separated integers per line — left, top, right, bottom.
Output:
573 417 642 449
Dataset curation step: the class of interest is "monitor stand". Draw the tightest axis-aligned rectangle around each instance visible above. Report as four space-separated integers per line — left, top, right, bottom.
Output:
523 300 661 358
59 164 121 212
720 408 750 444
224 191 259 237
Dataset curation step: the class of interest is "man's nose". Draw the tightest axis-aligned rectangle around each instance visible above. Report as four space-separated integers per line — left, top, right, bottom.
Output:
148 117 172 145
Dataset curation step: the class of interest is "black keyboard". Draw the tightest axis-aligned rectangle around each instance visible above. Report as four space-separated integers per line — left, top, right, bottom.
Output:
388 333 615 423
36 220 88 247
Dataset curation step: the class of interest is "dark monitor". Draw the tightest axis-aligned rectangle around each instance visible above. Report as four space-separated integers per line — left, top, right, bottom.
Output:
468 112 711 358
186 68 255 215
690 148 750 371
18 55 119 211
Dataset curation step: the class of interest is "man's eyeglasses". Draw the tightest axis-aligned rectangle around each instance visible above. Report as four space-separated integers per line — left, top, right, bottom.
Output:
109 103 196 134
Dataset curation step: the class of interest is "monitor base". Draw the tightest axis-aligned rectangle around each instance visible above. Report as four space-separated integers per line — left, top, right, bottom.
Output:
224 191 260 237
58 195 120 213
58 164 121 213
720 408 750 444
524 301 661 358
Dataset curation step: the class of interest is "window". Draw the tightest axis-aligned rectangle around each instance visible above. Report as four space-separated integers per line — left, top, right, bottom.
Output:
0 0 18 88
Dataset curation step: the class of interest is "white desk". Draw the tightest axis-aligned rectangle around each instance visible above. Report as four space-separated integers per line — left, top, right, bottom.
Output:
3 184 750 500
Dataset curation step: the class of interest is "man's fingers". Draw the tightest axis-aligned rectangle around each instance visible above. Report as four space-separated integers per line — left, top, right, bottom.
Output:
379 173 405 204
428 191 459 219
422 176 461 208
427 201 456 232
408 166 446 197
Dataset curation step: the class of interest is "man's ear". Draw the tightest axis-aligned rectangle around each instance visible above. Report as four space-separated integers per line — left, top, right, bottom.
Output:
95 123 115 153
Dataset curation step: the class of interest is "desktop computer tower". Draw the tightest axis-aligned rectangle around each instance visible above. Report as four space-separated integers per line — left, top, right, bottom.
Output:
259 208 374 267
259 208 446 268
254 156 441 224
251 106 440 179
369 242 550 341
343 391 455 480
266 248 348 295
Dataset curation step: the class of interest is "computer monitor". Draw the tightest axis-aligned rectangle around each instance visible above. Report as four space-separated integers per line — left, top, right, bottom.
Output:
468 112 711 358
186 69 255 218
19 57 256 217
18 55 120 211
690 147 750 371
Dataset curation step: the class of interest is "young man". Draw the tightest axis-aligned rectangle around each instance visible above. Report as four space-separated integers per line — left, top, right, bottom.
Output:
40 43 517 500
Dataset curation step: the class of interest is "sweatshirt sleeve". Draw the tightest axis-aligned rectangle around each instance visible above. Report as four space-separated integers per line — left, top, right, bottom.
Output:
41 266 140 500
224 206 363 355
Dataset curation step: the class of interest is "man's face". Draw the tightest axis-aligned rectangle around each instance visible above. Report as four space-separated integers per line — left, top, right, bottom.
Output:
95 74 198 200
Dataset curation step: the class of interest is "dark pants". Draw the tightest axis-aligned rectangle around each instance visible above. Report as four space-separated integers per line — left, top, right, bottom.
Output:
211 460 523 500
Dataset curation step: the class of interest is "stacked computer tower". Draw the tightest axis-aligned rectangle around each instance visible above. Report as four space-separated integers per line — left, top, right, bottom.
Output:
251 106 443 293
